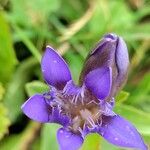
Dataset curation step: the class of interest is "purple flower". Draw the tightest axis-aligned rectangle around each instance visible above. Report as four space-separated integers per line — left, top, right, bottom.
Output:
21 33 147 150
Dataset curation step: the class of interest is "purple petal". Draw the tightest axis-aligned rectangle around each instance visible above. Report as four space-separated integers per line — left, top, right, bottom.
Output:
91 33 118 55
99 115 147 150
41 46 72 89
115 37 129 89
84 67 112 100
21 94 50 123
116 37 129 76
81 124 101 139
79 34 117 85
57 128 83 150
22 94 71 126
104 33 118 40
100 101 116 116
49 107 71 127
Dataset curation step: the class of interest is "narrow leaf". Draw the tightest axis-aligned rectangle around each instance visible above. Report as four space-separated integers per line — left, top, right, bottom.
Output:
25 81 49 97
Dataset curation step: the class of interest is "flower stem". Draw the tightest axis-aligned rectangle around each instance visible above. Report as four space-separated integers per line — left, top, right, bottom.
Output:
12 24 42 62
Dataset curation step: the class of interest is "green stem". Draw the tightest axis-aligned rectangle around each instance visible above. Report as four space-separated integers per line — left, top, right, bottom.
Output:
12 24 42 62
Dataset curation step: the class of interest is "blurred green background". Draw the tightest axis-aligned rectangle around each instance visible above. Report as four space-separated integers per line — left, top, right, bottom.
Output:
0 0 150 149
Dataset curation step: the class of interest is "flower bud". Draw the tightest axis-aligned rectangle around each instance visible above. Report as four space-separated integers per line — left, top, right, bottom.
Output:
79 33 129 97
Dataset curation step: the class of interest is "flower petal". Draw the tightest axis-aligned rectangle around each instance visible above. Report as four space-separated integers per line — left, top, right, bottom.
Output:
99 115 147 150
22 94 71 126
116 37 129 77
49 107 71 127
41 46 72 89
57 128 83 150
21 94 50 123
100 101 116 116
104 33 118 40
84 67 112 100
79 34 117 85
115 37 129 90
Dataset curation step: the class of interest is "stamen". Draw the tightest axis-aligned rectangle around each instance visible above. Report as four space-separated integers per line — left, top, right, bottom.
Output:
94 110 101 118
86 116 96 128
72 116 81 131
96 118 102 126
54 97 64 106
86 100 99 105
78 127 83 135
51 81 107 132
71 95 78 103
70 91 84 104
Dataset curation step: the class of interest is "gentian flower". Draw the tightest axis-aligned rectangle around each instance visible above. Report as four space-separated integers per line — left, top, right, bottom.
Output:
21 33 147 150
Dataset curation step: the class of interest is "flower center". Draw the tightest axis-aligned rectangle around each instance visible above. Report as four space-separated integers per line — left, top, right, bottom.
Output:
51 81 103 132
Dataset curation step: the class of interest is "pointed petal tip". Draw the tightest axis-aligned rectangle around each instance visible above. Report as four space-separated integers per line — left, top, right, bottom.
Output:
41 46 72 89
99 115 147 150
104 33 118 41
21 94 49 123
46 45 53 49
21 101 26 110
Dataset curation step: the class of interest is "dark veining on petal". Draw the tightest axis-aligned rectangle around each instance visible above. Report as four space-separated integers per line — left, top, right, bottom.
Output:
79 34 129 100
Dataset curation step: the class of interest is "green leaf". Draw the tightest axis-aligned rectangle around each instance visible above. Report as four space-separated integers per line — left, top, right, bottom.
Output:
115 104 150 136
135 6 150 22
0 103 10 140
31 137 40 150
0 82 10 141
81 133 101 150
25 81 49 97
0 12 17 83
128 73 150 104
41 123 60 150
115 90 129 104
0 121 40 150
10 0 60 27
123 23 150 40
65 51 84 83
4 58 38 123
0 83 5 101
28 0 60 18
0 134 20 150
88 0 134 36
